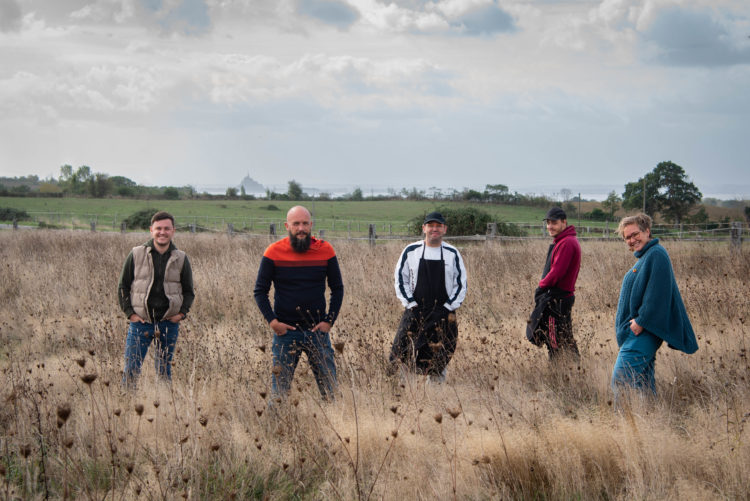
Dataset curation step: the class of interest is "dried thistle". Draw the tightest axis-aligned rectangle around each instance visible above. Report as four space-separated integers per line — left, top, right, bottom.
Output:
434 413 443 424
134 404 144 416
447 408 461 419
333 341 345 354
80 373 98 385
56 403 71 423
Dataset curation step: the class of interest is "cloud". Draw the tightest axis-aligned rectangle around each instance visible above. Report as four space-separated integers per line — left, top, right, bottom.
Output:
0 0 22 31
297 0 360 29
450 2 516 35
640 5 750 66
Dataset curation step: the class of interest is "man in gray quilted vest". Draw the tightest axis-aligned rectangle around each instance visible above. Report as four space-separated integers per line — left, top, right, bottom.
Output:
118 211 194 387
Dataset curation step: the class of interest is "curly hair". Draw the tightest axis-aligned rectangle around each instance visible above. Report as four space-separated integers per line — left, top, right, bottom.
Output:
617 213 652 237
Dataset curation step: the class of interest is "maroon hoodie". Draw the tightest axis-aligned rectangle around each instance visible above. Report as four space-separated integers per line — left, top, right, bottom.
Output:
538 225 580 294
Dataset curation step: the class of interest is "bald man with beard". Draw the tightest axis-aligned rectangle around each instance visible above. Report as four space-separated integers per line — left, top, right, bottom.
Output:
253 206 344 401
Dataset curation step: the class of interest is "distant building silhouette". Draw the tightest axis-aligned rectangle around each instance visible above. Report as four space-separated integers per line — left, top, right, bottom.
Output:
240 173 265 194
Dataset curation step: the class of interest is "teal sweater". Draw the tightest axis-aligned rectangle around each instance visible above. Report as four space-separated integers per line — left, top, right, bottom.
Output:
615 239 698 353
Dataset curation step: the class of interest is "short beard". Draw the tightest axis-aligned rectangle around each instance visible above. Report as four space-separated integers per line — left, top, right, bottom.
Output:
289 231 311 253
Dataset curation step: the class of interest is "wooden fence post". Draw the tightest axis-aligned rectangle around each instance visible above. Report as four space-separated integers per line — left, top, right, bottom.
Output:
731 222 742 254
368 224 376 246
13 218 18 230
90 221 96 232
486 222 497 241
120 222 127 233
319 229 326 240
227 223 234 236
270 223 276 238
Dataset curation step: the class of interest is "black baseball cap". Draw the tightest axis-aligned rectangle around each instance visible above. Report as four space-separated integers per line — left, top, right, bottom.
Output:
423 211 446 224
543 207 567 221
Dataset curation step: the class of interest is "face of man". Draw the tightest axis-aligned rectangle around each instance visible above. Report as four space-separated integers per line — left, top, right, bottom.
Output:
545 218 567 238
285 206 312 253
422 221 447 247
150 218 175 251
622 223 650 253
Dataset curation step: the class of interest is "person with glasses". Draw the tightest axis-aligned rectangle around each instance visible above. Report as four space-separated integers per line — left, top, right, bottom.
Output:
612 213 698 402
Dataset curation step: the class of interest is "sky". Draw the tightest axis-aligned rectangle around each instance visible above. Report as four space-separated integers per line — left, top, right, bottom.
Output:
1 0 749 199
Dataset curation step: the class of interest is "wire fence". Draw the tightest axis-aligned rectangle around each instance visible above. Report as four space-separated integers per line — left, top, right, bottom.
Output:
1 211 746 247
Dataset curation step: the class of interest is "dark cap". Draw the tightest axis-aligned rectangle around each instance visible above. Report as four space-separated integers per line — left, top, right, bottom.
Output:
423 211 446 224
543 207 567 221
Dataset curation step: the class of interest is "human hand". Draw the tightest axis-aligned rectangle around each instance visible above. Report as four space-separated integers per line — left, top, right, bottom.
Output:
629 318 643 336
167 313 185 323
270 319 296 336
129 314 145 323
312 321 331 333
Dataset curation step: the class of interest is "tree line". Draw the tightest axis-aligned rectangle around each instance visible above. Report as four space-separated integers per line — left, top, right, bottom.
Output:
1 161 747 225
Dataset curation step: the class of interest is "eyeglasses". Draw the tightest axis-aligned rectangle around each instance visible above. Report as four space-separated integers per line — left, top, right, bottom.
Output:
624 230 642 241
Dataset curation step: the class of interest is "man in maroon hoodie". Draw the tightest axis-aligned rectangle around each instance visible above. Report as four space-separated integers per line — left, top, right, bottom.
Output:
526 207 581 360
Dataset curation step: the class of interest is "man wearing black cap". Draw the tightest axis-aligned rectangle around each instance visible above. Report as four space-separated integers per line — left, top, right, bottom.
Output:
389 212 467 381
526 207 581 360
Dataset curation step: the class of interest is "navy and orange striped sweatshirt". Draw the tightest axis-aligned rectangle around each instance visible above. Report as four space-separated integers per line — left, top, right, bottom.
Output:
253 237 344 330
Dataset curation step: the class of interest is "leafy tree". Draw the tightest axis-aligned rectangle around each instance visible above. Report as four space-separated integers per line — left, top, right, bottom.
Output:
350 187 363 201
462 189 484 202
163 187 180 200
485 184 509 202
745 206 750 223
622 161 701 222
655 161 702 223
685 206 709 224
287 180 304 200
622 170 661 216
601 190 621 220
111 176 137 196
586 208 607 221
88 173 112 197
226 187 238 198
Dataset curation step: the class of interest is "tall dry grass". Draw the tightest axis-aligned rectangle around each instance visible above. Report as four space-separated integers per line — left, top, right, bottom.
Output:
0 230 748 500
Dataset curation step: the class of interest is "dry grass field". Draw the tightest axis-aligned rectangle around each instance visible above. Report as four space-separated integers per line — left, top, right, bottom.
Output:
0 230 748 500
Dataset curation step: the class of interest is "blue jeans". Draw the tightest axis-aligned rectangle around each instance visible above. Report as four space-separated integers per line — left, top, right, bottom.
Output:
611 330 663 399
271 330 337 400
122 320 179 387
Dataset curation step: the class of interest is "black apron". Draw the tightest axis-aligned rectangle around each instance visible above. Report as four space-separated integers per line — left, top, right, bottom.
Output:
389 246 458 375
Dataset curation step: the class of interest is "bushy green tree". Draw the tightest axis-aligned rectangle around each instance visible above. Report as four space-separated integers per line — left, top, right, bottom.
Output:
406 206 522 237
163 187 180 200
287 180 304 200
123 209 155 229
601 190 621 220
622 161 702 222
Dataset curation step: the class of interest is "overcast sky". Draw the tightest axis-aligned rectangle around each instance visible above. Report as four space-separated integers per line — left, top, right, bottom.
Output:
1 0 749 198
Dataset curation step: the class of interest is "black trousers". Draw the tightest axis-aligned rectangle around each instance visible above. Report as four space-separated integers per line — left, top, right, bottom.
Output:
537 295 579 359
389 308 458 375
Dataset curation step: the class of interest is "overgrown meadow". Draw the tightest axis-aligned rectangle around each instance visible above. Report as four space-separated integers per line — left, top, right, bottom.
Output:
1 230 748 500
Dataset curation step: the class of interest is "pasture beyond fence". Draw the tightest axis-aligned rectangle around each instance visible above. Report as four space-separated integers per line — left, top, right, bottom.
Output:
0 211 746 246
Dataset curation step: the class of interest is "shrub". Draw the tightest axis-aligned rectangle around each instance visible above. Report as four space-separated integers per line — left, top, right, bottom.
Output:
0 207 29 221
406 206 522 237
163 187 180 200
123 209 156 230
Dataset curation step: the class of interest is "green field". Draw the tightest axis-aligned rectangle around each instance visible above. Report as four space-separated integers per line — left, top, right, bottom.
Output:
0 196 550 235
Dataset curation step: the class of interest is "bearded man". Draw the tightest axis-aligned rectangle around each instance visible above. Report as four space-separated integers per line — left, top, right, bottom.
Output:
253 205 344 400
